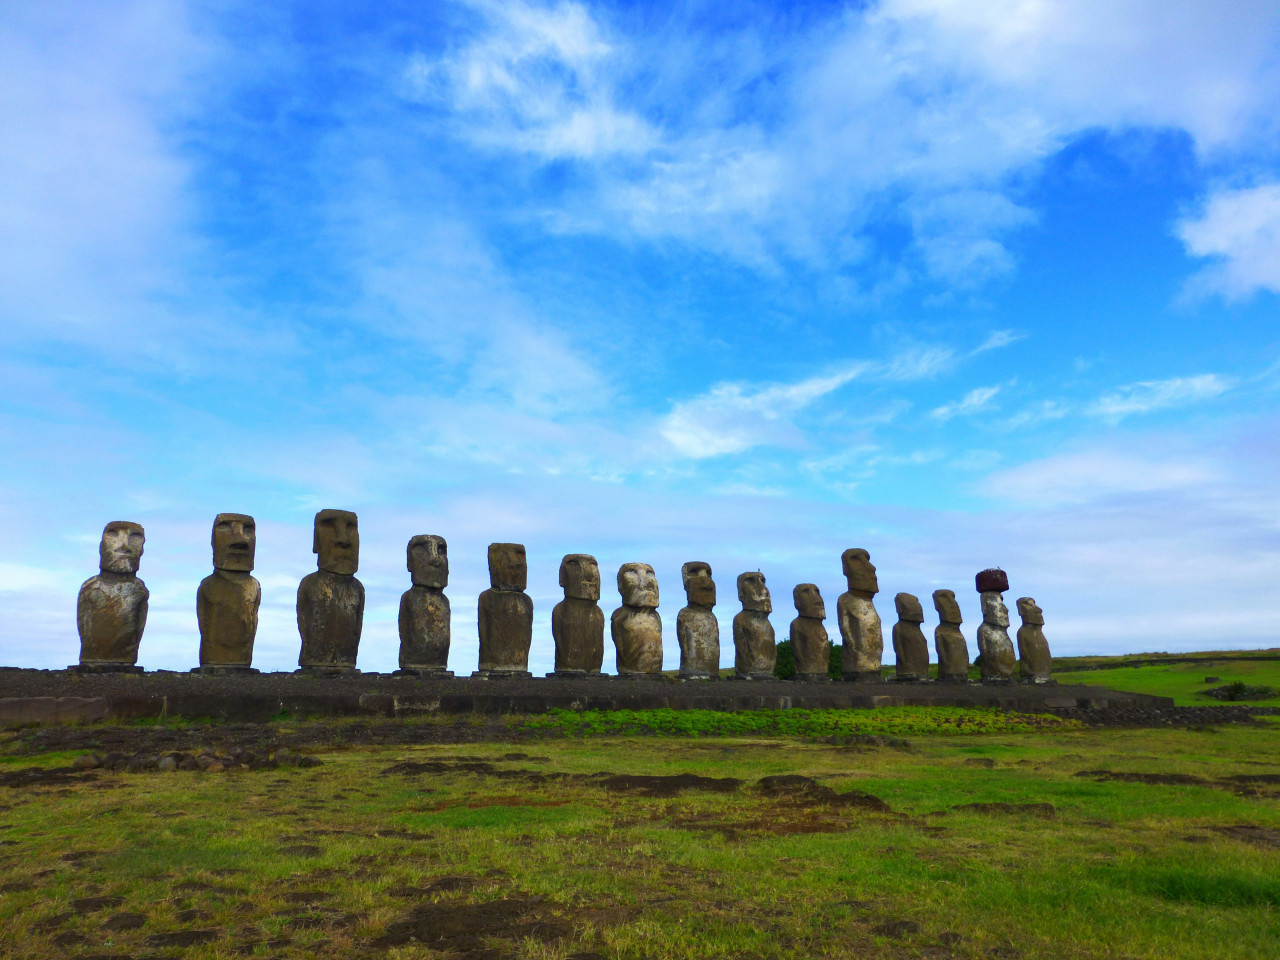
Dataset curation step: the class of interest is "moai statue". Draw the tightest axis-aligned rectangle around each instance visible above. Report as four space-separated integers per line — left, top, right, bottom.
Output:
975 568 1016 682
611 562 663 676
789 583 830 681
892 592 930 681
297 509 364 674
476 543 534 677
838 548 883 681
677 561 719 680
550 554 604 677
75 521 148 673
196 513 261 674
397 535 452 676
1016 597 1053 684
932 589 970 682
733 572 776 680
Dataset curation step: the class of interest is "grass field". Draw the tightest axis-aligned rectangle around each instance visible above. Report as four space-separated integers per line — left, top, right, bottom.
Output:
1054 652 1280 706
3 707 1280 959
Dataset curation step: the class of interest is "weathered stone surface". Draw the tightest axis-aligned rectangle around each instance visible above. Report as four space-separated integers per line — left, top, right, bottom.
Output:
1016 597 1053 683
733 572 776 679
789 583 830 680
198 514 260 669
892 592 929 681
612 563 662 675
77 521 148 669
975 568 1010 593
838 549 883 680
298 510 363 672
932 589 970 682
551 554 604 675
677 561 719 679
477 543 533 676
976 590 1016 682
399 535 451 674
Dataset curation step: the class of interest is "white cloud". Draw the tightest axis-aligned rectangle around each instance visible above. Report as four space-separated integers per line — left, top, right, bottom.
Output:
1177 181 1280 301
1089 374 1234 421
972 329 1025 355
986 448 1220 507
931 385 1000 420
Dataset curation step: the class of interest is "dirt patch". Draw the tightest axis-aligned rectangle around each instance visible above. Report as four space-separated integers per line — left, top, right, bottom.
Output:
284 889 333 903
871 919 920 938
72 896 125 914
0 765 91 789
371 896 571 952
280 844 324 857
144 929 220 947
1209 824 1280 848
1075 770 1207 786
101 913 146 931
597 773 741 797
952 802 1057 818
756 775 891 811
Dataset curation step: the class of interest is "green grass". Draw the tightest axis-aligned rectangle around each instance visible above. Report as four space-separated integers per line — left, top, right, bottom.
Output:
3 717 1280 959
1057 656 1280 705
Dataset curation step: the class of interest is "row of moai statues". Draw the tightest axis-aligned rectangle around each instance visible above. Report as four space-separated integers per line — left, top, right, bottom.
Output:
74 513 1053 682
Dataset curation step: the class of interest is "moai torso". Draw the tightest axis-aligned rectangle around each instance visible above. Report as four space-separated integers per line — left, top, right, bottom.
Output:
198 514 260 668
932 589 970 681
398 535 451 672
975 569 1015 681
477 543 533 675
551 554 604 674
838 548 883 680
298 509 364 670
733 572 776 678
612 562 662 675
677 561 719 678
789 583 830 678
77 521 148 667
1016 597 1053 683
892 592 929 681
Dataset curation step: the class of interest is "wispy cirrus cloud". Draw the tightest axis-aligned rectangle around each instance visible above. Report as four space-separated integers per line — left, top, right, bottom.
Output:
1177 181 1280 302
1088 374 1234 421
931 385 1001 421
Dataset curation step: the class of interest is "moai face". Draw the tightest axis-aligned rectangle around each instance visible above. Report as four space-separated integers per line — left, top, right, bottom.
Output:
212 513 255 572
895 592 924 623
681 561 716 607
560 554 601 601
933 589 962 624
408 535 448 589
99 521 145 575
488 542 527 591
1017 596 1045 626
841 548 878 594
793 583 825 619
314 509 359 575
618 562 659 608
737 572 771 614
981 591 1010 628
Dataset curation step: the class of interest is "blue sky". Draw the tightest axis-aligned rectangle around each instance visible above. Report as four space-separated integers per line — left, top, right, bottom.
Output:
2 0 1279 672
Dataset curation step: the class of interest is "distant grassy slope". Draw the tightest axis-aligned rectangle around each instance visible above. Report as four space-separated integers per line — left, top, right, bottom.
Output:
1055 650 1280 706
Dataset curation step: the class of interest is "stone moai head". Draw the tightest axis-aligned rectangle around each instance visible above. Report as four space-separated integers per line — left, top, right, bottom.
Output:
99 521 145 575
314 509 359 575
212 513 255 572
681 561 715 607
560 554 601 601
975 568 1010 593
793 583 825 619
981 591 1010 628
488 542 527 591
737 571 771 614
895 592 924 623
841 548 878 594
618 562 659 608
1017 596 1045 626
407 534 448 589
933 589 962 624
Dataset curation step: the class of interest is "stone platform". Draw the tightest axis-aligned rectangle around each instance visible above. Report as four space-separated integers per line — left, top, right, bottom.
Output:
0 668 1172 728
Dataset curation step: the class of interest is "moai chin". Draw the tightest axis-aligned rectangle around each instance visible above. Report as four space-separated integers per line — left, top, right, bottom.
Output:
75 521 148 673
297 509 364 674
677 561 719 679
790 583 830 681
1016 596 1053 684
891 592 929 682
550 554 604 677
932 589 970 682
733 572 776 680
397 535 453 676
476 543 534 677
838 548 884 681
196 513 261 674
611 562 663 676
975 568 1016 682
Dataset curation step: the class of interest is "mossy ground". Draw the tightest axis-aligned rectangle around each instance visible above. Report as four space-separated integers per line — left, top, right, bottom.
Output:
2 710 1280 959
1055 653 1280 705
